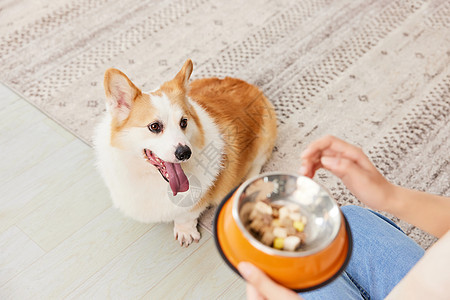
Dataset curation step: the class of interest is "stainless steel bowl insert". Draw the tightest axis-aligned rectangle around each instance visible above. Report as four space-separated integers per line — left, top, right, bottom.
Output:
232 172 341 257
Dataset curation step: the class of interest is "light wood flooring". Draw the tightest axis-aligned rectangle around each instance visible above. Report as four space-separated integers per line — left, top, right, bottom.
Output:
0 83 246 299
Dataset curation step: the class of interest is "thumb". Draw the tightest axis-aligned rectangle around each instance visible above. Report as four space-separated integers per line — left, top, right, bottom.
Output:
238 262 301 300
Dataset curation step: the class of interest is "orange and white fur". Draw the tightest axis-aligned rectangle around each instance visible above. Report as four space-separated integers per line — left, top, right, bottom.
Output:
94 59 277 246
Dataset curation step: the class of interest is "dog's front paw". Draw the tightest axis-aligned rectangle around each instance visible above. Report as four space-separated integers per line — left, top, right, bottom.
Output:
174 219 201 247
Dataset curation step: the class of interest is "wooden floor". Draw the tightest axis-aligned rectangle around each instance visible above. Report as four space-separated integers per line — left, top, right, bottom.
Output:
0 83 246 299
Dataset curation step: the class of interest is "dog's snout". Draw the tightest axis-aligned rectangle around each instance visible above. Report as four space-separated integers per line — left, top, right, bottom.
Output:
175 144 191 161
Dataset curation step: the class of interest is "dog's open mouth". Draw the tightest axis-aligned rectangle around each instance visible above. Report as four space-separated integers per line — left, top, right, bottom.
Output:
143 149 189 196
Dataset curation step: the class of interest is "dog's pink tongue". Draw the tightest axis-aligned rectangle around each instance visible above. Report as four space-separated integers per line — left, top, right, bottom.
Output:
166 162 189 196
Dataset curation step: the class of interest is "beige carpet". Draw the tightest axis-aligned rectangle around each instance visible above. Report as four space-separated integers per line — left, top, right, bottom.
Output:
1 0 449 249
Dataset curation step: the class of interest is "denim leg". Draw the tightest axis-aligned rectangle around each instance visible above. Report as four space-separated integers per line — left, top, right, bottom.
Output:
341 205 425 300
300 271 364 300
368 210 403 232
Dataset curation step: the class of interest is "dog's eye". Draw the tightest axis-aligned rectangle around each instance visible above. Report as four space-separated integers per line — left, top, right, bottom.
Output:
148 122 163 133
180 118 188 129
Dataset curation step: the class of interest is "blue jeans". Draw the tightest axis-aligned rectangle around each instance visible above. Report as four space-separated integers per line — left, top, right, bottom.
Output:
301 205 425 300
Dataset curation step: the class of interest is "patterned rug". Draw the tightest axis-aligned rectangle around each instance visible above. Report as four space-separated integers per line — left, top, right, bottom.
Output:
1 0 449 249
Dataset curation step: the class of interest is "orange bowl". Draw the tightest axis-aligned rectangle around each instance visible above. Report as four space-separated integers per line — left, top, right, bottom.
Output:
213 172 352 292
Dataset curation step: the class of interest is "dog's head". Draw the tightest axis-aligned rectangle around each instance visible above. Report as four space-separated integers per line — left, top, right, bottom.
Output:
103 59 204 196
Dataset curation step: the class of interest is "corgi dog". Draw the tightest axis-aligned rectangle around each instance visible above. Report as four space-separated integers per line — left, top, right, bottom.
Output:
94 59 277 246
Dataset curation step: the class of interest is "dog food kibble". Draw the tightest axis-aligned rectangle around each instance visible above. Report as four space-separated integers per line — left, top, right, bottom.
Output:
240 199 307 251
273 237 284 250
284 236 302 251
293 220 305 232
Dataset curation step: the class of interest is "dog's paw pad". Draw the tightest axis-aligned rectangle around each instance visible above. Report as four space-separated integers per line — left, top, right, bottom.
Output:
174 221 201 247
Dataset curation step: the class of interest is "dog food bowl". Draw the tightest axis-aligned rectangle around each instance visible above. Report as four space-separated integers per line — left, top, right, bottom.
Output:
213 172 352 292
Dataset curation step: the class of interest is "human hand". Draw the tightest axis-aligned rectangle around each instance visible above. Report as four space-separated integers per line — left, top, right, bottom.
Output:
299 135 395 212
238 262 303 300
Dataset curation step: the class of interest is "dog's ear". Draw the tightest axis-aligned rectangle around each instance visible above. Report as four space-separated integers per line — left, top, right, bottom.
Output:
104 68 141 122
174 59 193 88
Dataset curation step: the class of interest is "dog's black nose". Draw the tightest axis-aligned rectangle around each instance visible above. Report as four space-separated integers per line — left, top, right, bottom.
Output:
175 144 191 161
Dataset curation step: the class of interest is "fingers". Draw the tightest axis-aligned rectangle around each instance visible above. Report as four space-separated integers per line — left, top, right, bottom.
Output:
301 135 363 163
300 135 373 177
300 159 323 178
320 156 363 181
300 135 334 160
238 262 301 300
